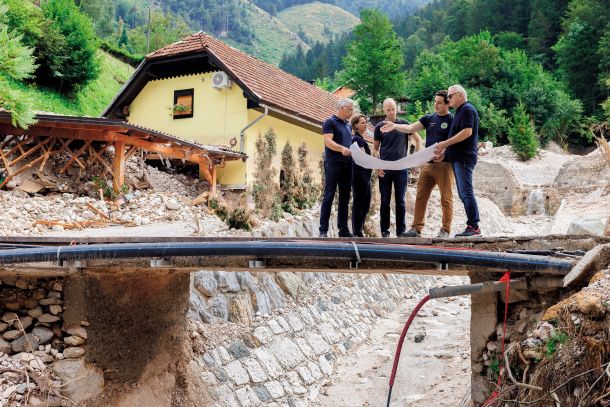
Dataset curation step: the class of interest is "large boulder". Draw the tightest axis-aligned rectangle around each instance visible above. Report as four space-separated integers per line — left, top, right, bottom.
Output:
52 359 104 403
474 162 524 215
567 218 610 237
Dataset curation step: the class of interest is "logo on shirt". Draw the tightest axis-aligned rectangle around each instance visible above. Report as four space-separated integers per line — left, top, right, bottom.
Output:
441 122 448 129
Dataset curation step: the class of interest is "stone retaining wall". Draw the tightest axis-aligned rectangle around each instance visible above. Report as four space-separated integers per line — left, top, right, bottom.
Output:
188 270 438 406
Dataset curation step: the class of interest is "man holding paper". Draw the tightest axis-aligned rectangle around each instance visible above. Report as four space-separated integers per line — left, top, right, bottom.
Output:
381 90 454 238
374 98 422 238
435 85 482 237
319 98 354 238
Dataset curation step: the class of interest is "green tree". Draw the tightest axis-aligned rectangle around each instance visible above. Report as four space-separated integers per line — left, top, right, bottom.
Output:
40 0 100 93
527 0 568 67
508 102 539 160
341 9 406 114
127 9 191 55
553 0 609 114
0 1 37 128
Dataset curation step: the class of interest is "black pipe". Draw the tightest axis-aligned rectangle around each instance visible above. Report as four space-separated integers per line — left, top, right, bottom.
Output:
0 241 574 272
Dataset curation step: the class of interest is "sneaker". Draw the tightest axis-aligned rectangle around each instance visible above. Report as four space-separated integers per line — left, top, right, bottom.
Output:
436 229 450 238
319 232 328 238
399 228 421 238
381 231 390 238
338 231 353 238
455 226 482 237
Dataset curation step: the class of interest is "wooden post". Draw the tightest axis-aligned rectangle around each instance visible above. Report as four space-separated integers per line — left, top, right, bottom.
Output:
211 165 217 197
113 141 126 193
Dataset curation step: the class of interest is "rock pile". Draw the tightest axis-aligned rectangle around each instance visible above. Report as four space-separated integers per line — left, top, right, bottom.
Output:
0 277 103 406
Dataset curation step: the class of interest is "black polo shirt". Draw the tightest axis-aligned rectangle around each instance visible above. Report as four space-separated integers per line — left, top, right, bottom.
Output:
374 118 410 161
322 115 352 164
446 102 479 164
351 133 372 174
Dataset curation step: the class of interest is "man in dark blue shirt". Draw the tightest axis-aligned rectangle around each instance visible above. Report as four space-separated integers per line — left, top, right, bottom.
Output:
374 98 422 237
381 90 454 238
319 98 354 237
435 85 481 237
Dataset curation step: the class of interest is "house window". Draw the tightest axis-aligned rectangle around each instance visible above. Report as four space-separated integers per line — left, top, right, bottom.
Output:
173 89 194 119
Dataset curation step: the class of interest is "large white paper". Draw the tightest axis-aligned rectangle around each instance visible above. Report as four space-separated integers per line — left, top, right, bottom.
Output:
350 142 438 170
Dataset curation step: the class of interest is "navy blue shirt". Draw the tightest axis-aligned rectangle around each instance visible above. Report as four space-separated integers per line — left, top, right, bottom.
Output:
446 102 479 164
351 132 372 174
420 112 453 163
322 115 352 164
419 113 453 147
374 118 410 161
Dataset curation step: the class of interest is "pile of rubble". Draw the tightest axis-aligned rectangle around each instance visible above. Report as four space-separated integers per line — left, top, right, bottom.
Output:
0 277 103 406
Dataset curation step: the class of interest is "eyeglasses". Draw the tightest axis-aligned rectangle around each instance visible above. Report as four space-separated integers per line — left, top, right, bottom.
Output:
447 92 460 100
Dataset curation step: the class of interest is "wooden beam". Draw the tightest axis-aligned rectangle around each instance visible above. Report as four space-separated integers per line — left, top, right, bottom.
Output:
113 141 126 193
58 139 86 169
38 138 57 174
60 140 91 173
88 144 114 175
211 165 217 196
198 163 212 184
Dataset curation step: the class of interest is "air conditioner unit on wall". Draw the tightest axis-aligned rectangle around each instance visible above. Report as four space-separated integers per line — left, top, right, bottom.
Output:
212 71 231 89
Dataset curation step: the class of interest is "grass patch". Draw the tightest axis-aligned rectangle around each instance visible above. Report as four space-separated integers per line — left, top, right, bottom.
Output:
7 50 134 117
545 331 569 358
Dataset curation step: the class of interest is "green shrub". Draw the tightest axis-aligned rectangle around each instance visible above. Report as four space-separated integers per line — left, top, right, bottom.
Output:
508 102 539 160
39 0 100 93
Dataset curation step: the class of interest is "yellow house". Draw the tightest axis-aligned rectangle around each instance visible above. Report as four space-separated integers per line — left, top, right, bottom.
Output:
103 32 340 189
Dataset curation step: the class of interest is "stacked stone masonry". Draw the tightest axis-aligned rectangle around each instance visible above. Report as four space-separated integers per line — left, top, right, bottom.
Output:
189 270 438 406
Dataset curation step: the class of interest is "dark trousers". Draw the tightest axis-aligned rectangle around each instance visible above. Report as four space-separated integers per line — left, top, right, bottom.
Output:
319 160 352 235
451 160 480 228
379 169 408 235
351 169 372 237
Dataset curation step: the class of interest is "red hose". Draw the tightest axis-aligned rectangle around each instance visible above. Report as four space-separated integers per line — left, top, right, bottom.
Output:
386 294 430 407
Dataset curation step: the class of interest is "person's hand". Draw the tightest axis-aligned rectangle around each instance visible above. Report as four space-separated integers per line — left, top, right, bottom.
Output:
376 169 385 177
341 147 351 156
434 141 447 155
432 152 445 162
380 121 394 133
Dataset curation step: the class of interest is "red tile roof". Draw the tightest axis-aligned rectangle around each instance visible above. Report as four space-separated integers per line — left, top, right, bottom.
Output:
147 32 341 127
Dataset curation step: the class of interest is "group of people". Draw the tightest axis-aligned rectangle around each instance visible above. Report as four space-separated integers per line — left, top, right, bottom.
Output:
319 84 482 239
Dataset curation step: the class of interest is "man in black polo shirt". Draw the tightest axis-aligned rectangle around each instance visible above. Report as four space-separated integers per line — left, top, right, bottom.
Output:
435 85 481 237
381 90 454 238
374 98 422 237
319 98 354 238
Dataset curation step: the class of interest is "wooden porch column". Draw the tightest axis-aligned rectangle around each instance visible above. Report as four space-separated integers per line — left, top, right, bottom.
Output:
210 165 217 197
113 141 126 193
198 163 217 197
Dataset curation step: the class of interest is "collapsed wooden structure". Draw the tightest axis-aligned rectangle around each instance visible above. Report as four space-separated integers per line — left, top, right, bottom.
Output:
0 111 246 194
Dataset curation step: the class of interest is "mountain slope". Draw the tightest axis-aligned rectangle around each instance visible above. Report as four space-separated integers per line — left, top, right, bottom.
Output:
234 0 309 65
278 1 359 45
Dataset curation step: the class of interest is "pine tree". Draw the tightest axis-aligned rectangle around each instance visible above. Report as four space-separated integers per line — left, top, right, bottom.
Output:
508 103 539 160
0 0 36 128
341 9 406 114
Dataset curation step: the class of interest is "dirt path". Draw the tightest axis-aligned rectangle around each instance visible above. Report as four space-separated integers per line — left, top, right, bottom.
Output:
318 278 471 407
